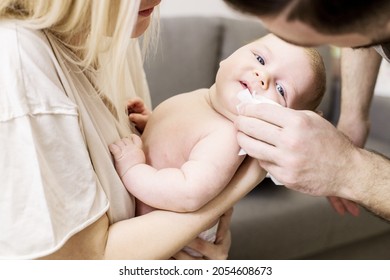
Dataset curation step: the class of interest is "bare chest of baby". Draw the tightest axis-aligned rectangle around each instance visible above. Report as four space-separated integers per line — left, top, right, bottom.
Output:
141 90 234 169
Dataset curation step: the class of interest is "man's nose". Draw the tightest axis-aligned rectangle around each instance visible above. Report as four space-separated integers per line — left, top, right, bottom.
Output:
253 69 270 89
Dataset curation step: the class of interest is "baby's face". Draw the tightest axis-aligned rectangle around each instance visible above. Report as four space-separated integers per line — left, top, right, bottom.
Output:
214 34 315 116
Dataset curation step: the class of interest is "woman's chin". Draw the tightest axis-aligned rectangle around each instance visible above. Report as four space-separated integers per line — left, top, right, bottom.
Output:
131 18 151 38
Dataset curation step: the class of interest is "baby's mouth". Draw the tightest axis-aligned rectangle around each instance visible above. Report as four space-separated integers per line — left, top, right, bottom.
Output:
240 81 251 91
240 81 255 96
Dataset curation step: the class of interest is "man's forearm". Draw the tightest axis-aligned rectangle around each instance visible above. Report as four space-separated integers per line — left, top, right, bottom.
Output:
338 47 382 147
340 47 382 119
343 147 390 221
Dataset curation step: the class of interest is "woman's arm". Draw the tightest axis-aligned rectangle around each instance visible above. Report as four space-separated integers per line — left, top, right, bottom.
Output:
110 131 244 212
40 157 265 259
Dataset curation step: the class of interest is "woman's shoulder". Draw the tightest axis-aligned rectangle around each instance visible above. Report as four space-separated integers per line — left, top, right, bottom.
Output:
0 21 59 76
0 21 76 122
0 20 51 56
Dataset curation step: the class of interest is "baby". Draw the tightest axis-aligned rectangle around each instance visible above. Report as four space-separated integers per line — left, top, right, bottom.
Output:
109 33 326 256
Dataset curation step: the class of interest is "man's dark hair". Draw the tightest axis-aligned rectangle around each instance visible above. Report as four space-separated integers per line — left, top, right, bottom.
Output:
223 0 290 17
223 0 390 36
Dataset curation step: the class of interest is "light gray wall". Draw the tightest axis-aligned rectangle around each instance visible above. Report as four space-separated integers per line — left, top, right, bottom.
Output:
160 0 251 19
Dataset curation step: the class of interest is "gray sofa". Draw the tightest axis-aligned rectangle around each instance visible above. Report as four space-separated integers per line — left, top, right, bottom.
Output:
143 17 390 259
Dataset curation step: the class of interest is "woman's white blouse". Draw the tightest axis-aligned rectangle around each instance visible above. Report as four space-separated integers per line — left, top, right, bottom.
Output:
0 21 138 259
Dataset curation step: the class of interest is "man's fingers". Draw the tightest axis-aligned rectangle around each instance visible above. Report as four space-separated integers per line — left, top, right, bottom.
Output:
237 131 280 163
235 115 282 148
239 103 294 127
343 199 360 216
327 196 346 215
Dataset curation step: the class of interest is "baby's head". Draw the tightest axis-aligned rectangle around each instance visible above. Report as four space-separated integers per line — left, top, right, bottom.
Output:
212 33 326 120
301 47 326 110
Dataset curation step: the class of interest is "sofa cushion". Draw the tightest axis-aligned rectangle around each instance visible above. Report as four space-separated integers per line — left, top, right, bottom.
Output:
144 17 222 108
230 180 390 259
218 18 269 61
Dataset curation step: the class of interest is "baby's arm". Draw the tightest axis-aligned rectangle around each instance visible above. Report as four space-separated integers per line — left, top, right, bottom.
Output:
127 97 151 133
110 130 244 213
109 134 146 178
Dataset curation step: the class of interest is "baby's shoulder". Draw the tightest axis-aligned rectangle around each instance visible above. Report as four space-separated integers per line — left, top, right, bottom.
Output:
153 88 208 113
164 88 208 103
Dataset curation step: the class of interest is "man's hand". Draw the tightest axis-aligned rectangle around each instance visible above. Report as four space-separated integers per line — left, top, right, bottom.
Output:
327 196 360 216
235 104 358 198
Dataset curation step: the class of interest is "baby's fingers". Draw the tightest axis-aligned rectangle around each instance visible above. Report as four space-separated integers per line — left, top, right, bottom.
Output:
127 98 145 114
127 134 143 149
108 143 118 152
109 135 142 156
108 143 123 159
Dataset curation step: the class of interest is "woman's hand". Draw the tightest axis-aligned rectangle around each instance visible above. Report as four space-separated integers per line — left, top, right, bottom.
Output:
171 208 233 260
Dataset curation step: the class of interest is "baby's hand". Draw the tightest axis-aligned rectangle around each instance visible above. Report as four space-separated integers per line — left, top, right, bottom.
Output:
109 134 146 177
127 98 151 133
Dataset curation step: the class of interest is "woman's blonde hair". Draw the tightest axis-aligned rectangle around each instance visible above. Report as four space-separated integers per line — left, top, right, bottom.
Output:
0 0 158 131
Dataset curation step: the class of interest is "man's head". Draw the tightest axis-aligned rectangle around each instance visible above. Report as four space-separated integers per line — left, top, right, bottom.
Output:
223 0 390 48
212 34 326 121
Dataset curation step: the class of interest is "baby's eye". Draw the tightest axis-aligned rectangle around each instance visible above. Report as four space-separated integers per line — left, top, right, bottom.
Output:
254 54 265 65
276 84 285 98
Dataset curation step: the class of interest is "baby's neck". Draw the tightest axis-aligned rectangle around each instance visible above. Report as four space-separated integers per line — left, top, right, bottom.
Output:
207 84 237 123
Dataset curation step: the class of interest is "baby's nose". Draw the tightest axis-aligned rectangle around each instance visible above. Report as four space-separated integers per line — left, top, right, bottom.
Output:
253 70 270 89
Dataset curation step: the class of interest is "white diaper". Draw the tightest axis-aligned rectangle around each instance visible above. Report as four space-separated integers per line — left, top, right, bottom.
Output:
236 88 283 185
